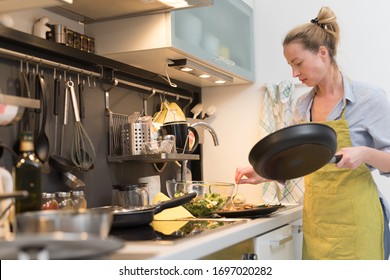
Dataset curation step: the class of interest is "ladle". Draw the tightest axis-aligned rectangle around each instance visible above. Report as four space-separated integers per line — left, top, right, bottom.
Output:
62 172 85 189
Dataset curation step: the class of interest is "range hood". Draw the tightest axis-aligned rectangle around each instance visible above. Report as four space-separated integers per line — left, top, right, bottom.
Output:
46 0 213 23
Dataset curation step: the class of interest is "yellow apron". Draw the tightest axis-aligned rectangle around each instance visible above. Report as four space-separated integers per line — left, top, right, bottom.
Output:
303 113 384 259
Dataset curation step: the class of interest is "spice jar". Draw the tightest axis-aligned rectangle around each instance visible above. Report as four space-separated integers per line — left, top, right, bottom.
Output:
71 191 87 210
56 192 74 210
41 192 59 210
80 34 88 51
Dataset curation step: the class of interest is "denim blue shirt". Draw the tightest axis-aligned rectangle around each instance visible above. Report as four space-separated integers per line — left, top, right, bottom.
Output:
291 73 390 175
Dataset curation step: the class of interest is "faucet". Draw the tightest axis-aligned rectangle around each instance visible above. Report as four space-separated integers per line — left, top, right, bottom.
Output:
191 122 219 146
179 122 219 182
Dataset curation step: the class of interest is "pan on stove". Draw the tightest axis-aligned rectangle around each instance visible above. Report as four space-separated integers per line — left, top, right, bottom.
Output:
249 123 342 180
109 192 196 228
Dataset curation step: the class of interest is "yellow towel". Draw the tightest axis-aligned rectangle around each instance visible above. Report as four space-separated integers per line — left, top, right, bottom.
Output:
152 192 194 220
151 220 189 235
151 192 194 235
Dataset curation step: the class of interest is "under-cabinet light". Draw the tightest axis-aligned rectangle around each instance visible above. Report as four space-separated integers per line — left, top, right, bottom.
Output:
158 0 213 8
168 59 233 84
158 0 189 8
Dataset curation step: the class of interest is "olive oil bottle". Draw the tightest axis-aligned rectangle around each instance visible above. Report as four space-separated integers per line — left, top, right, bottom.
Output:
14 131 42 213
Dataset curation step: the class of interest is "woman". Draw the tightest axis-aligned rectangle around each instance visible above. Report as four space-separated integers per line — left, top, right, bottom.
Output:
236 6 390 260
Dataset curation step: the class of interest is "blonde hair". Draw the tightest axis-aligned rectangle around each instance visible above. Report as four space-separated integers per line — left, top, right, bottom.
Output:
283 7 340 66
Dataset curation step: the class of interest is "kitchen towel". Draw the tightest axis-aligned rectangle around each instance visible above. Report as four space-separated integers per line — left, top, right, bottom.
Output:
259 81 304 204
152 192 194 220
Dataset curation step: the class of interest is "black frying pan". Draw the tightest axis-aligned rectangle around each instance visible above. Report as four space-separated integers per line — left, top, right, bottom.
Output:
249 123 342 180
110 192 196 228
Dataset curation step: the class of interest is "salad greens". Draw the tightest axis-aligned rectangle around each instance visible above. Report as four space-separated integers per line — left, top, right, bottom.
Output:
174 192 227 217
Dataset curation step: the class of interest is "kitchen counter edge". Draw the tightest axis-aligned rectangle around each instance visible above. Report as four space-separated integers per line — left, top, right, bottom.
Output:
107 204 303 260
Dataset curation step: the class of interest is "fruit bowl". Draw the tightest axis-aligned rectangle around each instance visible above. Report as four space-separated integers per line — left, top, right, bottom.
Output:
166 180 236 217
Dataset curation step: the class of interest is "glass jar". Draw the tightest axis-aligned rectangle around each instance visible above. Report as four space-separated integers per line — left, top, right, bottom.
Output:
41 192 59 210
80 34 88 51
56 192 74 210
71 191 87 210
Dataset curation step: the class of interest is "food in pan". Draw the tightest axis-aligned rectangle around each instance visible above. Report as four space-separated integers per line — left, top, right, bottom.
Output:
174 192 227 217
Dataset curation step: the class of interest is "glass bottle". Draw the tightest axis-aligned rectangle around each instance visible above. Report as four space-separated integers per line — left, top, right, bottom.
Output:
56 192 74 210
14 131 42 214
41 192 59 210
71 191 87 210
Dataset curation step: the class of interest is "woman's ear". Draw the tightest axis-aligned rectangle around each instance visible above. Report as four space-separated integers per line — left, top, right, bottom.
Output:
318 46 328 60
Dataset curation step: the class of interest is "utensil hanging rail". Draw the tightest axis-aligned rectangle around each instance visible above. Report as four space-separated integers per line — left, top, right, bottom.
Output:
116 78 193 115
0 47 102 78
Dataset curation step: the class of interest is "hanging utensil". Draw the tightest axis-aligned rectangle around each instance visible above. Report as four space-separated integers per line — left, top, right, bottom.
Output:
62 172 85 189
67 80 96 172
248 123 342 180
34 72 50 164
53 70 61 153
49 82 76 174
77 75 85 121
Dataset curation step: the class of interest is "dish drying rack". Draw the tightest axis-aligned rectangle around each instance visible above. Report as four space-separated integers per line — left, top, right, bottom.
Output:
104 80 199 163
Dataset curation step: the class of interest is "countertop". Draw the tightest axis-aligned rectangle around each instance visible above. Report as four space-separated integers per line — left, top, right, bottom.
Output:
107 204 303 260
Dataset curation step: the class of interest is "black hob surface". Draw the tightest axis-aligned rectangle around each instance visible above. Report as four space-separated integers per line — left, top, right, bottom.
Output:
109 219 246 242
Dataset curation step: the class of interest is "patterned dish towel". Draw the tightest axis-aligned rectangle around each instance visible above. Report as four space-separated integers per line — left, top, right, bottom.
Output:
259 81 304 204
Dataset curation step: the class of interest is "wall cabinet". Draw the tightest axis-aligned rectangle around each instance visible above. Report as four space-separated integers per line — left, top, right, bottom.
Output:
86 0 254 87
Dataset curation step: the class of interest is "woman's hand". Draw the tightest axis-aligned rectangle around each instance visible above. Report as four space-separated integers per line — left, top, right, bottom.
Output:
336 146 390 172
235 166 269 185
335 147 366 169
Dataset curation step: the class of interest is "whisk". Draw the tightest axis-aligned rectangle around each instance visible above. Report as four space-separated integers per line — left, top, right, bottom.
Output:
67 81 96 171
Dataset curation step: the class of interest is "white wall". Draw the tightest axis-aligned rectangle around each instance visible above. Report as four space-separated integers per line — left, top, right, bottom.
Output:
202 0 390 204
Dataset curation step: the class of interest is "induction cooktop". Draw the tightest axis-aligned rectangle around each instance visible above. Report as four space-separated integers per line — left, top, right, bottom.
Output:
109 219 247 242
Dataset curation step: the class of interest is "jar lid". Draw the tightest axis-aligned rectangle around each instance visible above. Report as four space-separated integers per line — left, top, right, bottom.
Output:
72 191 84 197
42 192 56 198
57 192 71 198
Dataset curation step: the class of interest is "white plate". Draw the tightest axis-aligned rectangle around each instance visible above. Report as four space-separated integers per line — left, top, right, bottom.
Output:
0 232 124 259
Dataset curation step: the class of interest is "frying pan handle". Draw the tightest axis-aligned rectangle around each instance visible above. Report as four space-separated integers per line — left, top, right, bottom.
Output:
154 192 196 214
330 154 343 163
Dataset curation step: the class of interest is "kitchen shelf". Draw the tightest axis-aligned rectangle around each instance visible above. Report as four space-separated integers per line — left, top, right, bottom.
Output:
107 153 199 163
0 26 200 95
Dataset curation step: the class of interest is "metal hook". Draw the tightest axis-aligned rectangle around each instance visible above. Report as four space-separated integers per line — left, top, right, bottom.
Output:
103 78 118 93
87 74 97 88
143 88 157 116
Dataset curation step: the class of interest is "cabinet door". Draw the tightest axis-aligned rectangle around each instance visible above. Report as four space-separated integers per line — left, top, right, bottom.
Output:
291 218 303 260
254 225 295 260
172 0 254 81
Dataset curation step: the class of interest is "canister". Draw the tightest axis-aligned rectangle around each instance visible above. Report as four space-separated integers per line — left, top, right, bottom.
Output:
53 24 67 44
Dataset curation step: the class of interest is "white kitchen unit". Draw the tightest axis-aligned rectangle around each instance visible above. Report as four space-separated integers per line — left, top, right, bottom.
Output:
85 0 254 87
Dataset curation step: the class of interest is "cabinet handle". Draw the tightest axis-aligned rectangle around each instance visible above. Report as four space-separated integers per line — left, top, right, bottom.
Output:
292 225 302 234
269 235 293 247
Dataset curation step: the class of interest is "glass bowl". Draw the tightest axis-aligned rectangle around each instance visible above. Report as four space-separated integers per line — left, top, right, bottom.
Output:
166 180 236 217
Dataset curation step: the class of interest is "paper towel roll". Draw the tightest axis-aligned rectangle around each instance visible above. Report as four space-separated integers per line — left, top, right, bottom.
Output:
0 103 22 126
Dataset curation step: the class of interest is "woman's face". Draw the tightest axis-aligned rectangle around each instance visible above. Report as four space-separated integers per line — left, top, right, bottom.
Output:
283 42 329 87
